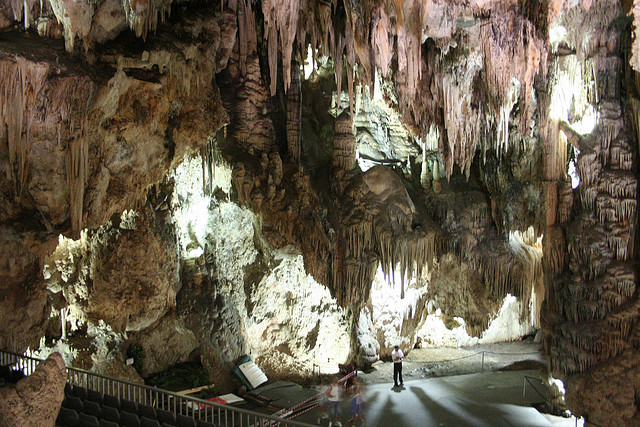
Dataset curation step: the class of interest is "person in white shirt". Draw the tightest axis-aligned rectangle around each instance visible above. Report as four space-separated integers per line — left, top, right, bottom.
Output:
326 377 342 427
391 345 404 387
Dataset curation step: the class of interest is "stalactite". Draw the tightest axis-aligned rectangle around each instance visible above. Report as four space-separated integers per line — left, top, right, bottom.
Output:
481 7 545 152
577 151 600 189
236 0 258 77
261 0 305 95
544 19 638 390
334 35 345 111
0 55 94 231
344 22 356 118
441 74 480 178
201 137 218 196
66 119 88 232
120 0 171 42
371 6 391 76
0 57 48 194
597 170 637 199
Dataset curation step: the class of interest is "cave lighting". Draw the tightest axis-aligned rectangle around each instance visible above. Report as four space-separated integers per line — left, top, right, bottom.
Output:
571 108 597 136
356 148 374 172
177 196 210 255
548 24 568 53
549 376 566 399
120 209 138 229
172 156 214 257
373 68 383 101
370 263 424 348
549 55 598 136
568 159 580 189
480 294 535 342
303 45 316 80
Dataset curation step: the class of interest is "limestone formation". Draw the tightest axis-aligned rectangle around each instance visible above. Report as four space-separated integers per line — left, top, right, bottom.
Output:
127 314 199 377
0 0 638 421
0 352 66 427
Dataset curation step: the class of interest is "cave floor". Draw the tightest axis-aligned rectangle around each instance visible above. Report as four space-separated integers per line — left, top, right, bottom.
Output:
285 340 579 426
291 370 577 427
359 338 548 385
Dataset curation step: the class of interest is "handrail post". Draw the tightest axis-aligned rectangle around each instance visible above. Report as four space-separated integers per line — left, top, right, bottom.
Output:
0 349 314 427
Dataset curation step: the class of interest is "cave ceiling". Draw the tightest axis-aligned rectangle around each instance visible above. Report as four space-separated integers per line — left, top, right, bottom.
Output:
1 0 640 424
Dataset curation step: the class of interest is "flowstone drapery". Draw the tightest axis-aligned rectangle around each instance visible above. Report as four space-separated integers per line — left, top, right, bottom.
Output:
1 1 639 420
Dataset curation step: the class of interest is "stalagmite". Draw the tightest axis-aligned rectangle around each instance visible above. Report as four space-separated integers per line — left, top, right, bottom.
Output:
286 61 301 161
332 110 356 177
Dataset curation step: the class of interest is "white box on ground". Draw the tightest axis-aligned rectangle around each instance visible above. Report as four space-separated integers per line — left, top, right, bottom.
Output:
218 393 245 404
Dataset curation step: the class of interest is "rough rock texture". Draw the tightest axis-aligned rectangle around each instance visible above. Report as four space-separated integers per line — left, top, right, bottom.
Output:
89 220 180 333
128 314 198 377
0 227 51 351
43 212 179 330
541 2 640 425
0 6 226 369
0 352 66 427
0 0 638 421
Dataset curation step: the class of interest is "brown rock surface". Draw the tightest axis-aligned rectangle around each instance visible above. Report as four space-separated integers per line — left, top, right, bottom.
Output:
0 352 66 427
0 0 638 423
0 228 51 352
90 222 180 333
128 313 198 376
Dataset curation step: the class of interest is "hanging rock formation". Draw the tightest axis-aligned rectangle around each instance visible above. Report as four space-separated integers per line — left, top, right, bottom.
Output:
0 0 638 421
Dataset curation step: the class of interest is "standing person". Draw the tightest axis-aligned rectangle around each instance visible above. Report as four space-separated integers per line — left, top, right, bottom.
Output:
391 345 404 387
326 377 343 427
349 381 364 426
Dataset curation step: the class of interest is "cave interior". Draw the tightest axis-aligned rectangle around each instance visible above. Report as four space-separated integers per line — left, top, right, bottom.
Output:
1 0 640 424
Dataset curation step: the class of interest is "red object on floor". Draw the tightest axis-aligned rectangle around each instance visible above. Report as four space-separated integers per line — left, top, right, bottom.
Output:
198 396 228 409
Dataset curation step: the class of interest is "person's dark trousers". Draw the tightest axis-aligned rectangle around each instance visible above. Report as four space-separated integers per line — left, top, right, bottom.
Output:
394 362 403 385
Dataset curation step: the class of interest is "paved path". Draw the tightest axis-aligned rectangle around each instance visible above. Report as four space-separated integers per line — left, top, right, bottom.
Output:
295 370 577 426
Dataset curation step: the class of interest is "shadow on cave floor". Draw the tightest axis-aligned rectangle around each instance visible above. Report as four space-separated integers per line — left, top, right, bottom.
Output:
292 370 577 427
287 340 579 426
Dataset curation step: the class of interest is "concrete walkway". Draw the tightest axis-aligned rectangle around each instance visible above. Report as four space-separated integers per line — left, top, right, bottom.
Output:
294 370 579 426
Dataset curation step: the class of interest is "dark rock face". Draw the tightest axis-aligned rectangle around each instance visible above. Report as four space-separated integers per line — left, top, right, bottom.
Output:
0 352 66 427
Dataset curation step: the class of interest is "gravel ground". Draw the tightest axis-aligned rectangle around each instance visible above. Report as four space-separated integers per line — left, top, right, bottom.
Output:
357 337 546 385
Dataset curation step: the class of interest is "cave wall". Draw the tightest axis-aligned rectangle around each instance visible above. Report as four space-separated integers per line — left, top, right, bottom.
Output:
1 0 638 421
541 3 640 424
0 7 228 379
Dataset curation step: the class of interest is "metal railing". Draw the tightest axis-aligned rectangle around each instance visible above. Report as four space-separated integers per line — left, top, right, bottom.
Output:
521 375 548 403
411 349 542 373
0 350 315 427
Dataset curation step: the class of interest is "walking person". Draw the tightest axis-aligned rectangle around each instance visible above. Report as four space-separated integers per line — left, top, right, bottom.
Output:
349 381 364 426
326 376 343 426
392 345 404 387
